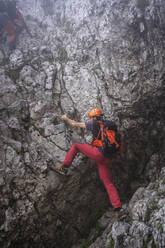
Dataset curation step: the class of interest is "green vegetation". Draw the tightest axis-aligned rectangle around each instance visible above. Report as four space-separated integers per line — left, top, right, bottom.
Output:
80 239 93 248
143 234 157 248
107 233 115 248
80 207 107 248
80 223 104 248
158 223 163 234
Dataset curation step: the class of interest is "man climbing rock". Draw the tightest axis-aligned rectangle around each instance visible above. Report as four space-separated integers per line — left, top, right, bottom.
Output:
0 13 16 49
5 1 28 36
0 1 16 49
55 108 126 220
0 0 31 50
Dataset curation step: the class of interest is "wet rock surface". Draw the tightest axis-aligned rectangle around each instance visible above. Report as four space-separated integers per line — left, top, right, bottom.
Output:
0 0 165 247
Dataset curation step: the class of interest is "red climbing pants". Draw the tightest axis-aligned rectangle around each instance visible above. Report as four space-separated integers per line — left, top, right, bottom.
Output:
62 143 122 209
5 21 16 43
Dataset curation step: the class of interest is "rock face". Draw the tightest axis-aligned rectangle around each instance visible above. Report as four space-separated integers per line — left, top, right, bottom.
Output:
0 0 165 247
90 167 165 248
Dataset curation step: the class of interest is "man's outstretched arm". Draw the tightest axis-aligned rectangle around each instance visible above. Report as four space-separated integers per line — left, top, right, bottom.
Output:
61 114 86 128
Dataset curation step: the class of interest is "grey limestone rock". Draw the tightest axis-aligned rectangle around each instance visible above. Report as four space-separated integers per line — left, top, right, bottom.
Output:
0 0 165 247
93 167 165 248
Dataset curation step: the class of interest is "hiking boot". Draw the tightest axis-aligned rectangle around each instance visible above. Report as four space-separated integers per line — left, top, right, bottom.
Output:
55 163 68 176
114 208 127 220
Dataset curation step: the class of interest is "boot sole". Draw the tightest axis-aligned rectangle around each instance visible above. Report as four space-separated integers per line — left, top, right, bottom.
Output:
49 165 68 176
117 213 127 221
54 168 69 176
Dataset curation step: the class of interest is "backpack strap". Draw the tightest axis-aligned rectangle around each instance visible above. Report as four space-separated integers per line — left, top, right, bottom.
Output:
104 128 120 149
91 121 103 147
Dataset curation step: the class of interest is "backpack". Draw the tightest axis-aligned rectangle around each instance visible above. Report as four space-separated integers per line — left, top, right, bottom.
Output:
92 120 124 157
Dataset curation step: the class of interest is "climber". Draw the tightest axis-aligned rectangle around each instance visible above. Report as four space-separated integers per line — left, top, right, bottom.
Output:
0 0 18 49
5 1 32 37
0 10 16 50
55 108 126 220
0 0 31 50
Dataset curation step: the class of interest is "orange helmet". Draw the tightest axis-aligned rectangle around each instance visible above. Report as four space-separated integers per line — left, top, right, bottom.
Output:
88 108 102 118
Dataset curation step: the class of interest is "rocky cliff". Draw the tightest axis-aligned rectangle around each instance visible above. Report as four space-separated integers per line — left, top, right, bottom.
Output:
86 167 165 248
0 0 165 247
